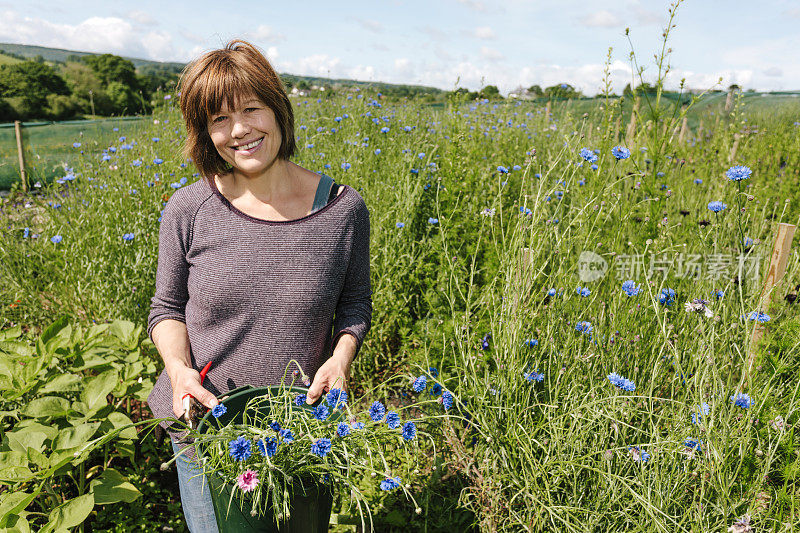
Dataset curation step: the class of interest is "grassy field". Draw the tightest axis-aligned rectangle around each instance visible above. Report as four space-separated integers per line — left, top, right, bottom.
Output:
1 84 800 531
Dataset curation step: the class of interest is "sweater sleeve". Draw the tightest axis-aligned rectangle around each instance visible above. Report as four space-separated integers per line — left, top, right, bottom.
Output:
332 197 372 355
147 189 194 344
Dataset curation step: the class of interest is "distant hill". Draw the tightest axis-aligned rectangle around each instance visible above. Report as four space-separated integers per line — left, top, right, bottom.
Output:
0 42 444 95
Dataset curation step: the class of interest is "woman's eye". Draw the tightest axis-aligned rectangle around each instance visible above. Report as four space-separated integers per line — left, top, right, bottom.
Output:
245 107 257 112
213 116 226 123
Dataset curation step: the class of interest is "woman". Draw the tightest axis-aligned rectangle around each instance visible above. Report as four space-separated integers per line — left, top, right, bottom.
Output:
146 40 372 532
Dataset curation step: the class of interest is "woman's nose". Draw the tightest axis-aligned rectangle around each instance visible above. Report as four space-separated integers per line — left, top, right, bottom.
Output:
230 116 250 137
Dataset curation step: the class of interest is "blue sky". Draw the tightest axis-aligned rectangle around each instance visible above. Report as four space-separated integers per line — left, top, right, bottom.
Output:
1 0 798 95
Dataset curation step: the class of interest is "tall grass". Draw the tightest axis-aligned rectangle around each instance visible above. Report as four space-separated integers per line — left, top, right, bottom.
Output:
1 19 799 530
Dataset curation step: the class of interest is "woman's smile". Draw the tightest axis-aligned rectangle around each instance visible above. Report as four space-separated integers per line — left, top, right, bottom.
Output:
231 136 265 155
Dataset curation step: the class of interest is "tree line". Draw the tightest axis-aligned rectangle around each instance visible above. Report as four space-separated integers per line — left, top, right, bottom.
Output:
0 53 179 122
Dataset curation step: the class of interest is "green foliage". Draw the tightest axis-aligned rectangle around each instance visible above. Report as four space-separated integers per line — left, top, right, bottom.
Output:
0 318 157 531
0 61 70 116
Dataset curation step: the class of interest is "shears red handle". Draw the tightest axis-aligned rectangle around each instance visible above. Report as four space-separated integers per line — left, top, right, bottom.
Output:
181 361 214 426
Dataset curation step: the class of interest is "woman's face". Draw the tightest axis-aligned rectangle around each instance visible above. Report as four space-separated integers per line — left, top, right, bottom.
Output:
206 95 282 178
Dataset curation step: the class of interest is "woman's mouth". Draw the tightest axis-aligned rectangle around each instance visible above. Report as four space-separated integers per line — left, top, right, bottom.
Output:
232 137 264 155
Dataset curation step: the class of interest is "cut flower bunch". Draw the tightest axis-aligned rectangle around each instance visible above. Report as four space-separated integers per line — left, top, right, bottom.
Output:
176 362 454 527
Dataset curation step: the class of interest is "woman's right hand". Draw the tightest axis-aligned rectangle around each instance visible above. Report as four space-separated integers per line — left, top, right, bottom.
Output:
169 365 219 418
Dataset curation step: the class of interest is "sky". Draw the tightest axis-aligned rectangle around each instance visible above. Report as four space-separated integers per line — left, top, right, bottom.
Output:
1 0 798 96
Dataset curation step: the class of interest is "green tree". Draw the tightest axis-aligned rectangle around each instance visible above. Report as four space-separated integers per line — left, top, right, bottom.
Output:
479 85 501 99
528 84 543 96
82 54 140 90
544 83 582 100
106 81 139 115
0 61 70 118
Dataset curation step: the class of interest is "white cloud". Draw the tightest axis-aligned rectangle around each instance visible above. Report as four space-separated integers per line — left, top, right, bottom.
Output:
394 57 413 78
764 66 783 77
0 10 182 61
354 18 383 33
249 25 285 43
578 10 622 29
474 26 495 39
479 46 504 61
126 10 156 25
456 0 487 12
417 25 448 42
280 54 342 77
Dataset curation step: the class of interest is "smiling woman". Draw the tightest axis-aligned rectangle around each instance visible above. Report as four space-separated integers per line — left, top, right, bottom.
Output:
146 39 372 532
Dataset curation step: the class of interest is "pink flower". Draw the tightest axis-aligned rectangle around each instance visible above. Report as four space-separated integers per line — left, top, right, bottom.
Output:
237 469 259 493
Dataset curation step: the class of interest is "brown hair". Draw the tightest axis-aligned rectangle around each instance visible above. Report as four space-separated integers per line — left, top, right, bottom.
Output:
178 39 296 185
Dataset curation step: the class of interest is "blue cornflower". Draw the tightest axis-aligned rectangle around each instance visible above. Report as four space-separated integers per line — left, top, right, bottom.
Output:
513 165 522 171
73 142 81 148
51 235 62 244
229 437 252 461
497 166 509 173
396 222 405 228
746 311 770 323
743 237 754 248
380 476 401 491
621 280 640 297
683 438 703 453
312 404 330 420
726 165 752 181
430 383 442 397
269 421 281 432
713 290 724 299
579 148 598 163
441 391 454 410
326 388 348 409
694 178 703 184
524 371 544 383
310 438 332 458
691 402 710 424
336 422 351 438
257 438 278 458
375 148 381 155
630 446 650 462
575 321 592 335
380 126 389 133
132 159 142 167
659 288 676 306
153 158 164 165
211 404 227 418
412 376 427 392
152 137 160 142
608 372 635 392
708 201 727 213
294 393 307 406
611 146 631 160
402 421 417 440
428 217 439 224
730 392 752 409
386 411 401 429
122 233 135 241
418 152 425 159
524 339 539 348
278 428 294 442
481 333 491 350
369 401 386 421
577 287 591 297
351 422 365 430
341 162 351 170
547 288 557 297
429 367 439 378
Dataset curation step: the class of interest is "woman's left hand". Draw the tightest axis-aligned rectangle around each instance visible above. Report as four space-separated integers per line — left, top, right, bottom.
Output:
306 334 358 404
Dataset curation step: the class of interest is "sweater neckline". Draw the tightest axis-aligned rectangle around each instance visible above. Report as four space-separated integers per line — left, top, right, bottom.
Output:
206 173 350 225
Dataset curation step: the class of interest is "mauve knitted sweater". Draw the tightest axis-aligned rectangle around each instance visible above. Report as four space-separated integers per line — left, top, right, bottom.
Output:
146 175 372 444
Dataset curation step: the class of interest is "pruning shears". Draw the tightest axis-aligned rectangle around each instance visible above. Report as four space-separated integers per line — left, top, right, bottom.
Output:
181 360 213 429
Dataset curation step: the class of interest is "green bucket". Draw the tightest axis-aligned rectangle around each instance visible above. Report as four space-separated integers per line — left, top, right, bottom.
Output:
195 385 340 533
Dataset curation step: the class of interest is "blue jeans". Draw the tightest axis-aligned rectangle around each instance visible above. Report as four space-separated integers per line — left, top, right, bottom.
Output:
171 438 219 533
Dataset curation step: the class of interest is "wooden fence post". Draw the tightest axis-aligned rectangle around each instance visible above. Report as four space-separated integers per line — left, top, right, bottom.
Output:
678 116 688 145
729 133 741 163
545 101 551 123
626 97 639 142
745 223 797 383
14 120 28 193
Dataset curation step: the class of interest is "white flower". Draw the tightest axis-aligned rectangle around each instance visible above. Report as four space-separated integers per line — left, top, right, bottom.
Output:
728 514 752 533
684 299 712 318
